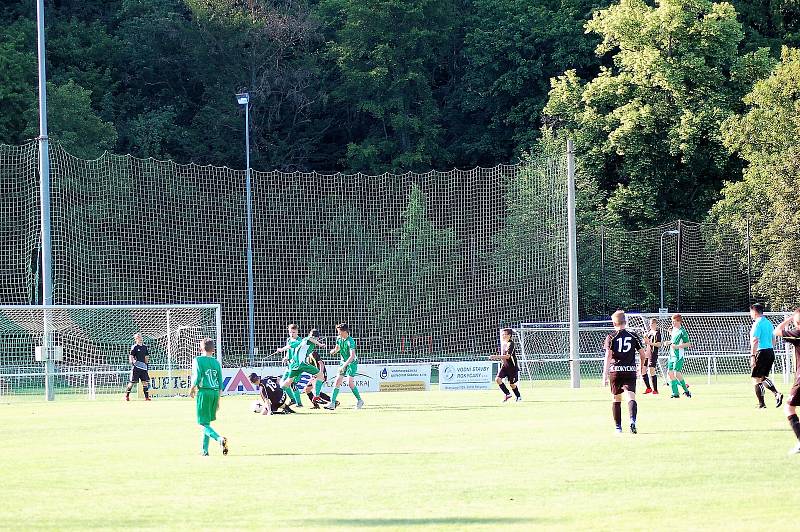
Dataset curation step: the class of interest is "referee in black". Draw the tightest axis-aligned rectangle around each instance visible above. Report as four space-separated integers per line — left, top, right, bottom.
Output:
125 333 151 401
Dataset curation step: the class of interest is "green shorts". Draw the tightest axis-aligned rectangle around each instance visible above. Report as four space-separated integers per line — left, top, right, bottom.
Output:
286 363 320 380
339 361 358 377
667 358 685 372
196 388 219 425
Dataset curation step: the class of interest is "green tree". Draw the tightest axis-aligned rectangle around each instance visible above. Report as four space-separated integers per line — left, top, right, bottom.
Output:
544 0 774 228
0 20 36 144
711 47 800 309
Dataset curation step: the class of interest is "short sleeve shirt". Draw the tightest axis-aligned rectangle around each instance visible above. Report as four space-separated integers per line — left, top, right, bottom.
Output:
751 317 775 350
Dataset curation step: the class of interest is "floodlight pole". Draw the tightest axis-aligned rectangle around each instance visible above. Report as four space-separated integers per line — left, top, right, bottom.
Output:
237 93 256 366
566 139 580 389
37 0 55 401
660 230 679 311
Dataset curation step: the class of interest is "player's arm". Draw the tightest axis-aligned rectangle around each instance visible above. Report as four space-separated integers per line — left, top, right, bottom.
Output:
189 358 199 398
775 316 793 337
308 337 327 349
144 348 150 365
342 350 356 367
602 335 611 386
330 343 340 356
129 346 136 366
273 344 291 356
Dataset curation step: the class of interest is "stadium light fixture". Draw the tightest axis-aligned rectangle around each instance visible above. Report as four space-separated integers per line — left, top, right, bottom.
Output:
660 230 680 312
236 91 256 365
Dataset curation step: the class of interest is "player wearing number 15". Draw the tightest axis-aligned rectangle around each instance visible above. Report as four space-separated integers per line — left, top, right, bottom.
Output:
189 338 228 456
603 310 644 434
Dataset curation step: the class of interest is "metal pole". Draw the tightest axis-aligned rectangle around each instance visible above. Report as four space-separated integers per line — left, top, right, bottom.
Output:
746 219 752 305
166 309 173 384
216 305 223 366
660 232 666 311
244 102 256 366
36 0 55 401
676 220 682 311
566 139 580 389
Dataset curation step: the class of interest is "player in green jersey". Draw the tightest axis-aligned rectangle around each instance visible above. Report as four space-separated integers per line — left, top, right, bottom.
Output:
189 338 228 456
281 329 327 406
273 324 303 406
665 314 693 399
325 323 364 410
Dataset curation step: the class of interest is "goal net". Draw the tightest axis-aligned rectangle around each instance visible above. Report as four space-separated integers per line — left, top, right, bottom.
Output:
515 312 794 386
0 304 221 399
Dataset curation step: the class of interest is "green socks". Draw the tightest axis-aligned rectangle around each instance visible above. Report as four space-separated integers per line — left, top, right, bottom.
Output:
314 380 324 396
201 424 220 453
679 380 689 392
671 379 679 396
202 435 209 454
331 387 340 403
352 387 362 401
283 386 298 405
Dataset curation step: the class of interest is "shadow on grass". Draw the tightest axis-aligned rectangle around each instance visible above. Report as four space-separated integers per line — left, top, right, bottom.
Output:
235 451 447 457
300 517 546 527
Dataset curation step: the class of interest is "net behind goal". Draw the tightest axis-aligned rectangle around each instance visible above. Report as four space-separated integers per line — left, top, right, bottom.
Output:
0 304 221 400
515 312 794 386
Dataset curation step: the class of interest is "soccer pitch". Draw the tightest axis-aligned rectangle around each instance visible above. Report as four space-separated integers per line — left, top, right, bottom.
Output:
2 382 797 531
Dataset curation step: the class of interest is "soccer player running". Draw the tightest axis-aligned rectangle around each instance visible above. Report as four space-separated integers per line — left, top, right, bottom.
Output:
189 338 228 456
490 328 521 402
666 314 693 399
274 324 303 406
325 323 364 410
602 310 644 434
775 310 800 454
125 333 151 401
749 303 783 409
641 318 662 394
281 328 327 407
249 373 295 415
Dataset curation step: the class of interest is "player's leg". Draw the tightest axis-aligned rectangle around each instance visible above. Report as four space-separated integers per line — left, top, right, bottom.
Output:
675 365 691 397
649 366 659 394
641 354 651 393
753 376 766 408
612 394 623 433
784 387 800 453
625 386 638 434
668 364 680 398
141 378 151 401
509 370 521 401
349 374 364 409
325 374 344 410
496 367 512 401
281 374 301 407
125 369 138 400
760 354 783 406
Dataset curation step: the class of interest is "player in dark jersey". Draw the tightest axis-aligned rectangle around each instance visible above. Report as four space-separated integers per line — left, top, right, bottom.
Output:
490 328 521 402
642 318 662 394
603 310 645 434
248 373 295 415
125 333 151 401
775 310 800 454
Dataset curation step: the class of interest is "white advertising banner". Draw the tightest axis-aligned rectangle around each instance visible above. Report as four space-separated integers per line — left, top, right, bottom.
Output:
439 361 494 391
221 363 432 395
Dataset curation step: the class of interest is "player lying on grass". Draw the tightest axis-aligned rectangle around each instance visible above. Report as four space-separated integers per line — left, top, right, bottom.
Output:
775 310 800 454
281 329 327 408
641 318 661 394
665 313 693 399
249 373 295 415
603 310 643 434
190 338 228 456
325 323 364 411
749 303 783 408
490 328 521 402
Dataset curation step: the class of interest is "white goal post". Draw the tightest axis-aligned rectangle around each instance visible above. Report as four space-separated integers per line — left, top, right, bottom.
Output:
0 304 221 400
514 312 795 386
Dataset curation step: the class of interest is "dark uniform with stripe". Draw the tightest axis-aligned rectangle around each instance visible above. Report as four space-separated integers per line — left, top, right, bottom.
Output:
644 329 661 367
607 329 642 395
306 350 327 381
259 376 287 411
783 328 800 407
497 341 519 384
129 344 150 383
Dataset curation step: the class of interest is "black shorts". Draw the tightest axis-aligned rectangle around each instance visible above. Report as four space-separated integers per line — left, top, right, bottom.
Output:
129 367 150 383
751 349 775 378
789 377 800 407
647 351 659 368
610 372 636 395
497 365 519 384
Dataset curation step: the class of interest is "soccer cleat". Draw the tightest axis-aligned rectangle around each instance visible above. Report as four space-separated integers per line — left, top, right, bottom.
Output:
355 399 365 410
777 393 784 408
630 422 637 434
200 451 209 457
670 394 679 399
335 401 340 408
644 388 652 394
312 395 323 405
615 427 623 434
758 404 767 409
311 402 320 409
295 402 304 408
220 437 229 455
324 403 336 411
125 394 130 402
788 443 800 455
283 405 295 414
515 396 522 402
145 397 152 401
683 390 692 398
652 390 659 395
503 394 512 402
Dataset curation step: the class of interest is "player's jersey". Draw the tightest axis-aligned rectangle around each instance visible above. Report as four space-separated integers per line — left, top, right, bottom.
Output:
296 336 318 362
607 329 641 374
751 316 775 350
130 344 149 370
501 340 518 369
287 337 303 368
669 327 689 360
259 376 285 408
337 336 357 363
192 356 222 390
645 330 661 356
783 327 800 370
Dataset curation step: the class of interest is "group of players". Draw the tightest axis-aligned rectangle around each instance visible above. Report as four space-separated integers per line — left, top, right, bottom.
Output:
247 322 364 416
601 303 800 454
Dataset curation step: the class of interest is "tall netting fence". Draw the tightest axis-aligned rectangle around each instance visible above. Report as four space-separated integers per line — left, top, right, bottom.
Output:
578 221 752 319
2 142 569 368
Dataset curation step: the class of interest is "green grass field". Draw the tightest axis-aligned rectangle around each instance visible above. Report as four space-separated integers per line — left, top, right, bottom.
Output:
2 380 799 531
